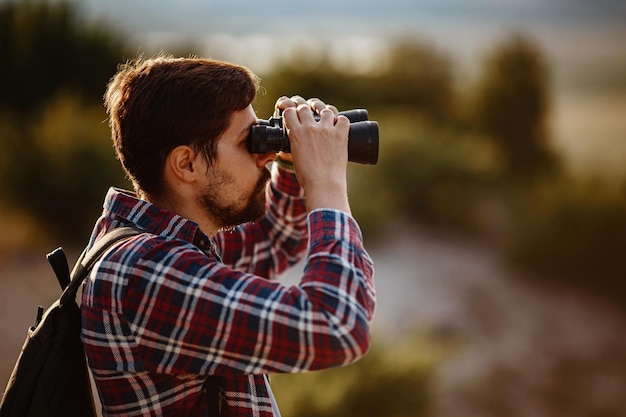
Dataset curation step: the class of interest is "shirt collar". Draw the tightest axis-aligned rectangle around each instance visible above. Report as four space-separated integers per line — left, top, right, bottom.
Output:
102 187 212 251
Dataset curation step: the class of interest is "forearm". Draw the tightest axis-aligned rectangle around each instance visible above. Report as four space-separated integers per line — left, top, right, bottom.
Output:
236 208 375 372
222 210 375 372
113 215 375 376
301 209 376 339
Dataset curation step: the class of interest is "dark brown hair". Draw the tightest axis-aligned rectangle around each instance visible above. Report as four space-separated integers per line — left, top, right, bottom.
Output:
104 55 260 198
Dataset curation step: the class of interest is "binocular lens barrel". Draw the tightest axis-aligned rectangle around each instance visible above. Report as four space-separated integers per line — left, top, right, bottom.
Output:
347 121 379 165
248 108 379 165
335 108 370 123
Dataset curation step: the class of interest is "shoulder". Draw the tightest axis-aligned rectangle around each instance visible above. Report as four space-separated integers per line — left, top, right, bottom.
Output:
101 232 208 266
93 231 215 283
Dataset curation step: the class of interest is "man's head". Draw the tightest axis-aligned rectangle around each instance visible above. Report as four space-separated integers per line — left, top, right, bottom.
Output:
104 55 260 200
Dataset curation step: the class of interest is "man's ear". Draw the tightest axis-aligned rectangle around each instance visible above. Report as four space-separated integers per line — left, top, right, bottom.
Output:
166 145 201 183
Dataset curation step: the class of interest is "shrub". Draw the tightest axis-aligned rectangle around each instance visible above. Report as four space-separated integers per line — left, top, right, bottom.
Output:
0 94 129 245
507 180 626 303
271 333 453 417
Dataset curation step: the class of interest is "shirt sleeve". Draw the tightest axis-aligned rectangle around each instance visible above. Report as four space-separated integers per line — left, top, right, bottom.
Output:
214 161 308 280
107 209 375 377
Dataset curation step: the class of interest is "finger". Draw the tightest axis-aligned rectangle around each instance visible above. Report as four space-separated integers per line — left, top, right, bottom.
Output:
306 97 324 114
296 103 316 123
274 96 297 117
318 108 336 124
290 95 307 106
308 98 339 120
326 104 339 117
282 107 299 128
308 98 336 116
335 114 350 129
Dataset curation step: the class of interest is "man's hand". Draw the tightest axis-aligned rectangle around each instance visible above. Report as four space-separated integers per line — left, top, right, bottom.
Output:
274 95 351 214
272 96 339 165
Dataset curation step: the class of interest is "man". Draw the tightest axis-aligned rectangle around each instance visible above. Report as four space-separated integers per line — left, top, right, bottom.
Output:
81 55 376 417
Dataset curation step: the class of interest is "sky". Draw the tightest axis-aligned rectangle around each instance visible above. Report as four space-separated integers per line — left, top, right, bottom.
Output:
69 0 625 77
75 0 625 34
1 0 622 76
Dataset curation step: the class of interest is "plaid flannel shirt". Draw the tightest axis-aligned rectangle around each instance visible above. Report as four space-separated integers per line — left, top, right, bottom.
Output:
81 163 376 417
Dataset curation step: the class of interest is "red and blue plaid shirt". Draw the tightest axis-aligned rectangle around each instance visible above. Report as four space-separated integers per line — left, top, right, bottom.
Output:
81 163 376 417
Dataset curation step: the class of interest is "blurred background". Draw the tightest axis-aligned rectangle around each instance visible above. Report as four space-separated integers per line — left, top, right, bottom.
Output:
1 0 625 416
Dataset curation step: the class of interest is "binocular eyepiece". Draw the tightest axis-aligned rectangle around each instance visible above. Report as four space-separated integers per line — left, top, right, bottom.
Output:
248 109 379 165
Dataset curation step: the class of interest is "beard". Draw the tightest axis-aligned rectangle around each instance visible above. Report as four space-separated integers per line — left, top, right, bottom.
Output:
198 167 271 230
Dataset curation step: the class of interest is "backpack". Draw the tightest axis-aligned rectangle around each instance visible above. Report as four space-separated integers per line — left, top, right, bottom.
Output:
0 227 141 417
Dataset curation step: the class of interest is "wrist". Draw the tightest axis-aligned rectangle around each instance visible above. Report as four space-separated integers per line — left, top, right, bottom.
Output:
305 181 351 214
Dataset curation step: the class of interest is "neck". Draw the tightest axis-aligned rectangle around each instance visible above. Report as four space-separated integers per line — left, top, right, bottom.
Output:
145 192 219 238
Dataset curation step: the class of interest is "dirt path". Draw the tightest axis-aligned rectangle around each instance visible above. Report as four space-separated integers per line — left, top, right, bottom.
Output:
2 233 626 416
369 228 626 417
0 250 63 377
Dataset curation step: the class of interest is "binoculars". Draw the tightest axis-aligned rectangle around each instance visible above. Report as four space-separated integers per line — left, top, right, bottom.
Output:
248 109 379 165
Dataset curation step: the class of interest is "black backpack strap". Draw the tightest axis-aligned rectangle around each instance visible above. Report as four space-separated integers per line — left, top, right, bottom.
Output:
47 247 71 290
59 227 142 306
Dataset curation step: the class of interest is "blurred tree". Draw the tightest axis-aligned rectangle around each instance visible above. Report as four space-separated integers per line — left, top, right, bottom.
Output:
1 94 129 243
0 0 130 245
508 180 626 304
255 38 454 123
271 334 449 417
348 115 502 237
472 34 558 181
381 39 455 122
0 0 126 113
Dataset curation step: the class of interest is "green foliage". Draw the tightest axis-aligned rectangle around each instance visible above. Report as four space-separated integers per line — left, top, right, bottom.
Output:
0 94 130 243
255 38 455 123
271 334 452 417
0 0 131 245
471 34 558 181
348 110 503 236
507 180 626 302
0 0 128 113
0 0 624 310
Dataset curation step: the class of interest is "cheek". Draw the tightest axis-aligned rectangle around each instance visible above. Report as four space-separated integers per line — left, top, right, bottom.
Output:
235 153 262 181
215 145 260 189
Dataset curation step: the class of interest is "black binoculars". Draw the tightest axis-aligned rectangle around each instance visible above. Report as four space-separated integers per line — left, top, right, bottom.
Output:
248 109 379 165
